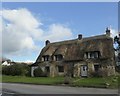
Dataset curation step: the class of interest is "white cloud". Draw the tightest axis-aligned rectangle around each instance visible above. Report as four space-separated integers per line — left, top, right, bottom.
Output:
42 24 73 42
2 8 42 55
110 28 118 39
2 8 73 56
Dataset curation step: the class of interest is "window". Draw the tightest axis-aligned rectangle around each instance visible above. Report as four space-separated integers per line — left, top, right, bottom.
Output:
90 53 95 58
94 65 99 72
55 55 63 61
43 55 50 61
58 66 64 72
83 66 88 71
84 51 100 59
45 66 50 72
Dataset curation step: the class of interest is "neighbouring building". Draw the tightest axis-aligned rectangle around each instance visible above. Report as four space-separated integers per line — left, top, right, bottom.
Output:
1 58 11 66
31 28 116 77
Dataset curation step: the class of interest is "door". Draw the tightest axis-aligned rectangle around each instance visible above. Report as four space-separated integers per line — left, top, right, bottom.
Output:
81 65 88 77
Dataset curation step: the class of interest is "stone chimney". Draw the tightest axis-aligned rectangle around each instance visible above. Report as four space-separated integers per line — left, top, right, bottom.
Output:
45 40 50 46
78 34 82 40
106 27 111 37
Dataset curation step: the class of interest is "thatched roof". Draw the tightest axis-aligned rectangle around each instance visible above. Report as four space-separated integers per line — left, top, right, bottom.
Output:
35 34 114 62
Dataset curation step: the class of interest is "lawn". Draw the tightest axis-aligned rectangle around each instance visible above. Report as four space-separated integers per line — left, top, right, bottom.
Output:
71 76 119 88
2 75 120 89
2 75 64 85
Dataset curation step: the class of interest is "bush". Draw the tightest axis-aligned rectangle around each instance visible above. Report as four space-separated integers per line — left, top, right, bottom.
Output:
98 68 108 77
64 76 72 84
2 64 30 76
89 69 108 77
90 71 99 77
34 67 47 77
115 66 120 73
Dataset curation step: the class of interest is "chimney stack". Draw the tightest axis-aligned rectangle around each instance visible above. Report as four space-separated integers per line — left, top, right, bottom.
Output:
78 34 82 40
45 40 50 46
106 27 111 37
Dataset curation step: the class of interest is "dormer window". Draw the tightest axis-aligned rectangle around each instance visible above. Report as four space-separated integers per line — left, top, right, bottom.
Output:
54 54 63 61
42 55 50 61
84 51 100 59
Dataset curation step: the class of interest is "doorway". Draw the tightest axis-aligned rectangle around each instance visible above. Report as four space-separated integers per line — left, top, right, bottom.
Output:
81 65 88 77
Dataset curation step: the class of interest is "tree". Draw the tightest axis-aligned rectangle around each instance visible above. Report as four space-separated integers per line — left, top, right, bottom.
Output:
114 33 120 72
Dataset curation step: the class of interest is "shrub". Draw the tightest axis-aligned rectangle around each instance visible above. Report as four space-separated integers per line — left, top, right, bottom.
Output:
98 68 108 77
64 76 72 84
89 69 108 77
34 67 47 77
2 64 31 76
115 66 120 73
89 71 99 77
2 66 10 75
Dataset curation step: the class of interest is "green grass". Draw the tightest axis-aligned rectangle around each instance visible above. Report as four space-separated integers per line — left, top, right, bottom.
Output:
2 75 120 89
2 75 64 85
71 76 119 88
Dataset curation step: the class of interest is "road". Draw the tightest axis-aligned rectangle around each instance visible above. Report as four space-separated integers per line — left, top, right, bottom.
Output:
1 83 119 95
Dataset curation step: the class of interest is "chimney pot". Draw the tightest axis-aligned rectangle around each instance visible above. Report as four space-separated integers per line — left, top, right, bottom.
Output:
45 40 50 46
78 34 82 40
106 27 110 36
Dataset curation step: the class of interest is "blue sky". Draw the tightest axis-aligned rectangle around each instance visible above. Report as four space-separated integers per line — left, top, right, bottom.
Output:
2 2 118 62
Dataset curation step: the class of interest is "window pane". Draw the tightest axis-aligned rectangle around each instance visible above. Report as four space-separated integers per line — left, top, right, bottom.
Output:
45 66 50 72
94 65 99 72
94 52 98 58
43 55 50 61
55 55 63 61
58 66 64 72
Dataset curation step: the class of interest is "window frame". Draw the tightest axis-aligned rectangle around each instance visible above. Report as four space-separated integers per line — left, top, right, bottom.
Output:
84 51 100 59
54 54 63 61
43 55 50 61
58 66 64 72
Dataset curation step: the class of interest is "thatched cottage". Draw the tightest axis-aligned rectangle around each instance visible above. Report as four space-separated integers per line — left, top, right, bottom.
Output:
31 28 116 77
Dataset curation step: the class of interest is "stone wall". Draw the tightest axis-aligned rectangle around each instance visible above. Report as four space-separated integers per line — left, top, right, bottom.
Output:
36 58 116 77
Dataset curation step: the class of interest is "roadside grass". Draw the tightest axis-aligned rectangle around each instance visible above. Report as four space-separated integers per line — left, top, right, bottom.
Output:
2 75 64 85
0 75 1 82
71 76 119 88
2 75 120 89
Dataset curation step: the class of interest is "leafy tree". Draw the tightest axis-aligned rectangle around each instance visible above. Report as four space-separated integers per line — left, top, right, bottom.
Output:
114 34 120 72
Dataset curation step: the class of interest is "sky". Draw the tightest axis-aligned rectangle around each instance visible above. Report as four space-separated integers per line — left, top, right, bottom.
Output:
1 2 118 62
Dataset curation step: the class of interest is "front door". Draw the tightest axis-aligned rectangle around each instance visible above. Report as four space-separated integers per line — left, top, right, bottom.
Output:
81 65 87 77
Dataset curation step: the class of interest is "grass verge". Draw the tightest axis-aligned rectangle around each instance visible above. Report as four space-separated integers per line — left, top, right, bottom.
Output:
2 75 64 85
2 75 120 89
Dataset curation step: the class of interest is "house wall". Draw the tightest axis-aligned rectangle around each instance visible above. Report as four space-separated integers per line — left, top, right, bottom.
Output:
100 59 116 76
33 58 116 77
72 59 115 77
73 62 86 77
50 63 57 77
49 61 66 77
31 66 38 77
2 61 11 66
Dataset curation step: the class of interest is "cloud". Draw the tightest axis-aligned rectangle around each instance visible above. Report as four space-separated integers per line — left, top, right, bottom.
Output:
42 24 73 42
2 8 73 56
110 28 118 39
2 8 42 55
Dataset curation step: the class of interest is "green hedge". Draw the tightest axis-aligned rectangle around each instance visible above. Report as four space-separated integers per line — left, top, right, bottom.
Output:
2 64 31 76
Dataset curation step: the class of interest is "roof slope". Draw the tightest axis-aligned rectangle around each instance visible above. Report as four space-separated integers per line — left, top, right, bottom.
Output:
36 34 114 62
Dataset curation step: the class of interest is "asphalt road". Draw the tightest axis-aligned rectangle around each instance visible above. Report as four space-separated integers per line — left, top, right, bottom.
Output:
1 83 119 95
